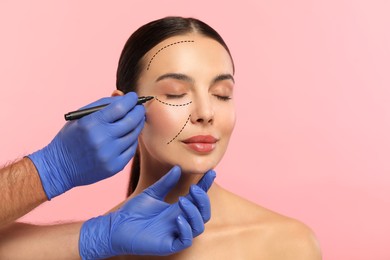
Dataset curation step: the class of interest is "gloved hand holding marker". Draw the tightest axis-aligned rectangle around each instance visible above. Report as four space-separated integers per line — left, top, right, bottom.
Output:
28 92 149 199
64 95 154 121
27 91 215 259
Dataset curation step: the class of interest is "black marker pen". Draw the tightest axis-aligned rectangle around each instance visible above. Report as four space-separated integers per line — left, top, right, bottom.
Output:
64 96 154 121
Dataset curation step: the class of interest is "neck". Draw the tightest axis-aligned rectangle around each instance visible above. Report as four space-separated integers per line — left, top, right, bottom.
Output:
131 152 204 204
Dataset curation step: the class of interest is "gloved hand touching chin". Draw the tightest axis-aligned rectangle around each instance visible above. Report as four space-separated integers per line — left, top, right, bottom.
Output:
79 166 216 259
27 92 144 200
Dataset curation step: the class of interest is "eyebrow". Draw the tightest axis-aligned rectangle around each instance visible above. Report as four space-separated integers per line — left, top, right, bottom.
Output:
155 73 235 85
212 74 235 84
156 73 194 84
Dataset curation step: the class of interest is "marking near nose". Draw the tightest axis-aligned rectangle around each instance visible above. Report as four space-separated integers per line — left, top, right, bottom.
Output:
154 95 192 145
167 114 191 145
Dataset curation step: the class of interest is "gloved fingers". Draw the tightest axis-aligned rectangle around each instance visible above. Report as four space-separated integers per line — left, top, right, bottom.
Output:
171 215 193 253
143 166 181 200
110 140 139 174
112 117 144 153
98 92 139 123
189 184 211 222
178 197 205 237
81 115 143 165
93 134 138 176
78 97 117 110
109 105 145 138
195 170 216 192
183 170 215 207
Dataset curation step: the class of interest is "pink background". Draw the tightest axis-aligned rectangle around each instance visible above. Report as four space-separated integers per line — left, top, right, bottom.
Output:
1 1 389 259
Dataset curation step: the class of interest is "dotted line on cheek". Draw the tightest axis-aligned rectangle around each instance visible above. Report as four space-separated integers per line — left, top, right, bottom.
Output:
147 40 195 71
155 96 192 107
167 114 191 145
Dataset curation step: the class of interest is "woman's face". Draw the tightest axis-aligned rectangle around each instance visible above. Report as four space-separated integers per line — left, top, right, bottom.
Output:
137 34 235 174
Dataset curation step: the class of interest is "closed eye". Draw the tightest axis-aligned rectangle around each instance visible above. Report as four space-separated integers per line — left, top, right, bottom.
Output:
213 94 232 101
166 93 187 99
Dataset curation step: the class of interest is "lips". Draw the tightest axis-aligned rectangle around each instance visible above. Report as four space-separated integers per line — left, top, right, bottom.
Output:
182 135 218 143
182 135 218 153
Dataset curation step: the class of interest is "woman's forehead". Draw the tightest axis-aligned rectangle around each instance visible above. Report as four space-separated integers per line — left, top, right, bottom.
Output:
142 35 233 76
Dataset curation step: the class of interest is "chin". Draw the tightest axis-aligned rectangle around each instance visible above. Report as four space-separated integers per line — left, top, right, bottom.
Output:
180 167 211 175
176 158 219 175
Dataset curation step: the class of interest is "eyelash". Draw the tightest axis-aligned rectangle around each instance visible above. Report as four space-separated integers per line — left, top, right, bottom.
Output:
165 93 231 101
213 95 232 101
165 93 187 99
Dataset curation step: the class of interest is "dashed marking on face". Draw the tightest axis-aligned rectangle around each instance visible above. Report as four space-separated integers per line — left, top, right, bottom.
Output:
155 96 192 107
147 40 195 70
167 114 191 145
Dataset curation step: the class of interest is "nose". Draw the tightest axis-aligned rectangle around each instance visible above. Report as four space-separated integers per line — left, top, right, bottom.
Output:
190 95 214 125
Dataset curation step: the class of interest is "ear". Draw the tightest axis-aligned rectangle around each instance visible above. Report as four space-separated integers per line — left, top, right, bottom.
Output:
111 90 124 97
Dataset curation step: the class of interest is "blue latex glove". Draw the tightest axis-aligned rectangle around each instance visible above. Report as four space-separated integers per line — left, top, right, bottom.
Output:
79 166 216 259
28 92 145 200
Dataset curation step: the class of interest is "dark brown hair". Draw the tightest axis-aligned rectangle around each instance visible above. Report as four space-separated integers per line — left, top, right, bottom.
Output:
116 16 234 196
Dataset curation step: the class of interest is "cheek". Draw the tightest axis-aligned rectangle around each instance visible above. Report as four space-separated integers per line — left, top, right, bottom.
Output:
142 102 191 144
217 104 236 137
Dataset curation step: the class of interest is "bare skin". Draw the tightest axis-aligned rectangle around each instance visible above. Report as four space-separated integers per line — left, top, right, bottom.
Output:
109 34 321 259
0 158 47 228
109 182 321 260
0 30 321 259
0 159 80 259
0 222 81 259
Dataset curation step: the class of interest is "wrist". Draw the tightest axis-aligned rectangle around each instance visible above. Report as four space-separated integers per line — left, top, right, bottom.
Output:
79 215 113 260
27 148 54 200
21 157 48 201
27 145 68 200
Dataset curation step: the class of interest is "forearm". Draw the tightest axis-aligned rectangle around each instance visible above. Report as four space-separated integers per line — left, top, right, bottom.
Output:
0 222 81 260
0 158 47 227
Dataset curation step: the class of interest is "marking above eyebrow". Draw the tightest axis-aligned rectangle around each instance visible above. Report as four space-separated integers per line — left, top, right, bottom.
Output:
147 40 195 71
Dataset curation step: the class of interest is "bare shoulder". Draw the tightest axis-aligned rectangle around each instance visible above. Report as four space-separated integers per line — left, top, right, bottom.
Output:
263 214 322 260
216 186 322 260
109 186 322 260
